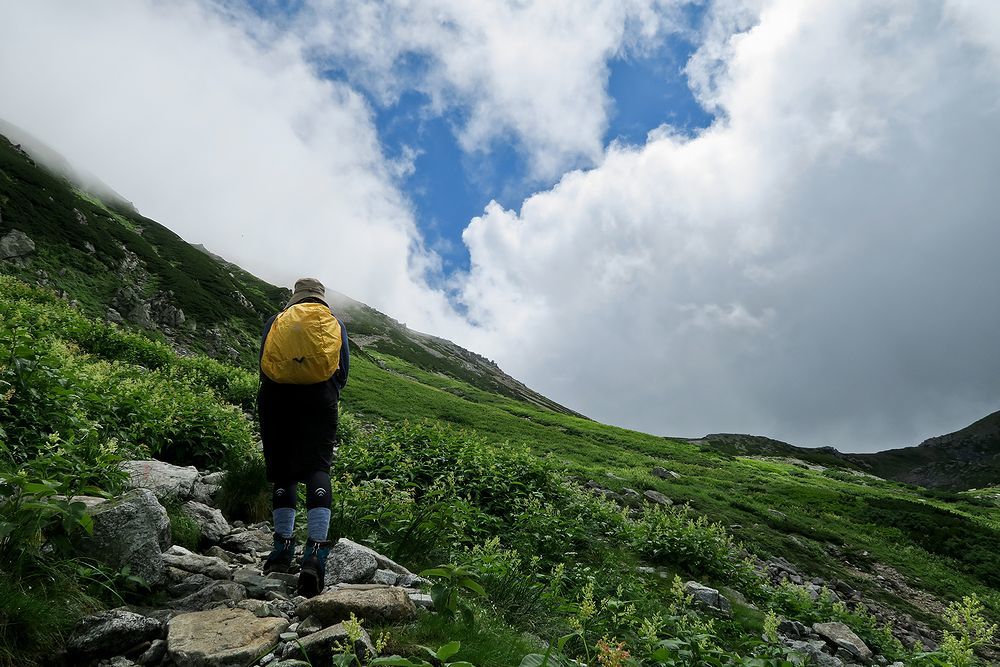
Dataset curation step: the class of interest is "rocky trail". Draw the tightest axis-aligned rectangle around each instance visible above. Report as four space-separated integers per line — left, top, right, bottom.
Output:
62 460 430 667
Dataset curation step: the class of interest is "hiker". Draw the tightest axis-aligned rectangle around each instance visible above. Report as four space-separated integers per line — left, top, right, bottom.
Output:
257 277 349 597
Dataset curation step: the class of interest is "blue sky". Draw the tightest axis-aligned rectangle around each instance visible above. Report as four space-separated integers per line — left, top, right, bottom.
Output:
249 0 713 276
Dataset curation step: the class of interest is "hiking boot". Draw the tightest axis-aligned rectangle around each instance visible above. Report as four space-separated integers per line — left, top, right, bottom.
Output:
263 533 296 574
297 538 332 598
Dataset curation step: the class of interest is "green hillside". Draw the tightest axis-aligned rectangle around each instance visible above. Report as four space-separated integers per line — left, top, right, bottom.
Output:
1 130 999 666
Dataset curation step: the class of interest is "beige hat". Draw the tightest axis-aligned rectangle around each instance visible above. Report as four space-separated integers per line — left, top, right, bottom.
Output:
286 277 328 308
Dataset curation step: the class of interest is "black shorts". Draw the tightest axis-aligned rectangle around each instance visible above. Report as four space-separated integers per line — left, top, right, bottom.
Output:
258 380 339 483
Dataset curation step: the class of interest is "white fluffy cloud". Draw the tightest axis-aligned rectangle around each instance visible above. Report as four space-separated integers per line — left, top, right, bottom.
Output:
460 0 1000 449
299 0 686 179
2 0 998 451
0 0 462 332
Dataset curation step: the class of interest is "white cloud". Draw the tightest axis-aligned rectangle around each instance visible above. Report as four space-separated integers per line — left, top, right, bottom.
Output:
0 0 464 334
299 0 687 179
2 0 998 452
459 0 1000 450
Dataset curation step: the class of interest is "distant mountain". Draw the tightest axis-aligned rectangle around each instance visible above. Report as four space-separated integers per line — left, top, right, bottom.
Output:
694 411 1000 490
849 410 1000 491
0 127 576 416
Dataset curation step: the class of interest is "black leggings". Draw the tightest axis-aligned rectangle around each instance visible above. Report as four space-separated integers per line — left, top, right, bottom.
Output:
271 469 332 510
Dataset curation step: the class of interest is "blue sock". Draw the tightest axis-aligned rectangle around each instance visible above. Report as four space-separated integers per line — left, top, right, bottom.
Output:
273 508 296 538
307 508 331 542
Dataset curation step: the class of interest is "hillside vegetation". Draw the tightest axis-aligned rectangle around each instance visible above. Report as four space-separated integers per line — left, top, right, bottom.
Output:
1 129 999 666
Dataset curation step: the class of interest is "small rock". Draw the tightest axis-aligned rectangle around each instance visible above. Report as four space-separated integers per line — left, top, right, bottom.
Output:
162 545 231 580
409 593 434 609
181 501 230 544
651 467 681 480
170 581 247 612
813 622 873 662
0 229 35 260
684 581 732 616
137 639 167 665
296 615 323 636
643 490 672 506
294 623 375 665
371 569 399 586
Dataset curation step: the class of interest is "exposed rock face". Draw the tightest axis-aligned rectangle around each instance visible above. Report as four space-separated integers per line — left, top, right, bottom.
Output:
326 539 379 585
78 488 170 586
181 500 230 544
166 608 288 667
684 581 732 616
73 207 88 225
813 622 872 662
66 609 162 661
296 586 417 627
123 459 199 501
0 229 35 259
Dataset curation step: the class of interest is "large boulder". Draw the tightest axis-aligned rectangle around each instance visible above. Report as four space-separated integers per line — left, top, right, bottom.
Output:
122 460 199 501
684 581 732 616
296 586 417 627
66 609 162 662
325 539 379 585
643 490 673 506
0 229 35 260
222 527 273 555
334 538 414 576
78 489 170 587
169 580 247 612
813 622 872 662
180 501 230 544
166 608 288 667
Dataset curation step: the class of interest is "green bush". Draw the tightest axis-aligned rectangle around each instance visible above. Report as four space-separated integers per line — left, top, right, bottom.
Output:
218 454 271 523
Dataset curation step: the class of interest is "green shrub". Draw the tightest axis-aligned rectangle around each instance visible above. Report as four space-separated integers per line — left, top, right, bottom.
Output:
218 454 271 523
166 504 201 551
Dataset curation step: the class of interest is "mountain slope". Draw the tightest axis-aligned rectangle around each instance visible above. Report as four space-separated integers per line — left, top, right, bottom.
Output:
850 410 1000 490
0 129 574 414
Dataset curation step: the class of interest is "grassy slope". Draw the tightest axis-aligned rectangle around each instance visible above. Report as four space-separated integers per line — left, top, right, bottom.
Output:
344 351 1000 626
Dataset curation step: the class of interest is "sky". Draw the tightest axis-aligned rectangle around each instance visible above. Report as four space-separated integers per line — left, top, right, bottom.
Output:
1 0 999 452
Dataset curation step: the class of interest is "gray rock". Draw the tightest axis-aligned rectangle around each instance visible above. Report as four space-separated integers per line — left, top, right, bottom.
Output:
779 619 809 639
325 539 379 585
294 623 375 665
122 460 199 501
67 609 163 661
167 572 215 597
683 581 732 616
336 538 414 576
371 569 399 586
166 608 288 667
204 545 234 562
235 567 288 599
296 615 324 636
190 480 221 505
78 489 170 586
787 639 843 667
222 528 273 555
106 307 124 324
170 581 247 612
84 240 97 254
74 208 88 225
409 593 434 609
296 586 417 627
137 638 167 665
621 488 642 504
128 302 154 328
201 471 227 485
651 467 681 480
0 229 34 260
397 573 430 588
181 501 230 544
643 490 673 506
813 622 872 662
162 545 232 580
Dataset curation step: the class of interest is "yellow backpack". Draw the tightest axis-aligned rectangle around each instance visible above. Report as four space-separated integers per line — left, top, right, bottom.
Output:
261 303 342 384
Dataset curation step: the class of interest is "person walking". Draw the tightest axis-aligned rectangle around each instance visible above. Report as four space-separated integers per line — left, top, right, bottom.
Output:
257 277 349 597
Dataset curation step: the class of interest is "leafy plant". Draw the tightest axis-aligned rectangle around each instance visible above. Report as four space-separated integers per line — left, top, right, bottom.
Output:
372 641 477 667
420 564 487 625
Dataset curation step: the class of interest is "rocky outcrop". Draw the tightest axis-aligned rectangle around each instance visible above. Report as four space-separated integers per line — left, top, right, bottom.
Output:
813 622 873 662
0 229 35 259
